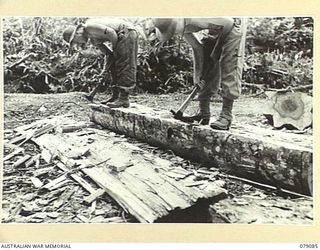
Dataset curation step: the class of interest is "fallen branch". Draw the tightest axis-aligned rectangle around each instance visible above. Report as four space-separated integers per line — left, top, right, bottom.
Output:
8 53 37 69
268 84 313 93
243 82 313 97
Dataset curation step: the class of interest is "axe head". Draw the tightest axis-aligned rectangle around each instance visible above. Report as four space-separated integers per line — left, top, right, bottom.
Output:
170 110 196 123
170 110 183 119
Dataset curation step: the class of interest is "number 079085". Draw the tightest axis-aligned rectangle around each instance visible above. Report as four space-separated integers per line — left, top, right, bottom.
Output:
300 244 318 248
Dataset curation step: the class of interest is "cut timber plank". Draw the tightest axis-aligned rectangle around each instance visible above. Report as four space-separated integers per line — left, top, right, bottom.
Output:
90 103 313 196
27 118 227 223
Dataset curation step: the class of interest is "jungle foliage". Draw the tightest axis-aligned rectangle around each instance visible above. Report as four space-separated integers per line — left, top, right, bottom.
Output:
3 17 313 95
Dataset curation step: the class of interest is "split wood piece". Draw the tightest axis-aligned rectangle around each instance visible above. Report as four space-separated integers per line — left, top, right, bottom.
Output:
67 147 91 159
84 189 106 204
3 147 24 162
110 162 134 172
13 155 32 168
25 154 41 168
55 161 97 194
90 201 97 214
42 175 68 191
13 114 73 134
8 123 56 147
263 92 313 130
33 123 56 138
55 122 95 133
30 177 43 188
33 166 54 177
41 148 54 164
8 134 26 145
90 103 313 196
32 128 227 223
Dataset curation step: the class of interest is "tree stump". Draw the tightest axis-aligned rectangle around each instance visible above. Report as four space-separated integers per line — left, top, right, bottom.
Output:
263 92 313 130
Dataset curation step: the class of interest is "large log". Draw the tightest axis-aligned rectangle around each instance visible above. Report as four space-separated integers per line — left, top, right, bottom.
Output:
90 103 313 196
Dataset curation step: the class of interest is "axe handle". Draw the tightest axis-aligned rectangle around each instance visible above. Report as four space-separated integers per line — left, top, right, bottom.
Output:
177 85 200 113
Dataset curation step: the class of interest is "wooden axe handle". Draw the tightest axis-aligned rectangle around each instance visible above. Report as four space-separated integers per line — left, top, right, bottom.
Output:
177 85 200 113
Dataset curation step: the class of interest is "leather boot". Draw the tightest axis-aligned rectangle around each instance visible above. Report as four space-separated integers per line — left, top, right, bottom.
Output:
106 89 130 108
101 87 119 105
183 99 211 125
210 98 234 130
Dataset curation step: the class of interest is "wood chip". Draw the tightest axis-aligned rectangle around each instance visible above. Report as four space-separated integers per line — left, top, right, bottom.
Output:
46 212 60 219
90 201 97 214
185 180 208 187
90 216 105 223
30 177 43 188
53 200 64 209
77 214 89 223
68 147 91 159
165 171 188 179
13 155 31 168
33 166 54 177
32 212 47 219
8 134 26 145
104 216 125 223
110 162 133 172
94 209 106 216
25 154 41 168
84 189 105 204
41 148 54 163
56 122 93 133
3 147 24 162
42 175 68 190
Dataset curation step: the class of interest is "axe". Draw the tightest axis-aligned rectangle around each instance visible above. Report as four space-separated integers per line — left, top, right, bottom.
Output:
170 84 200 122
170 36 217 122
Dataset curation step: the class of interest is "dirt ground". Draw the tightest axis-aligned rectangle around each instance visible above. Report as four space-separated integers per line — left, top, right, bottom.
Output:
2 92 313 224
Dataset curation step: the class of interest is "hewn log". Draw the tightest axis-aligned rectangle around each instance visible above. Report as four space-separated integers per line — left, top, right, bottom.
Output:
90 103 313 196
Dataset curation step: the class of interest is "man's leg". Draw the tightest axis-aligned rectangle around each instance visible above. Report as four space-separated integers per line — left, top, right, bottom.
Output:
107 29 138 108
184 37 221 125
210 18 247 130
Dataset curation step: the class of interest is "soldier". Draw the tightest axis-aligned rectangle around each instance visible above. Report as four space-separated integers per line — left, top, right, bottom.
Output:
63 18 138 108
152 18 247 130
